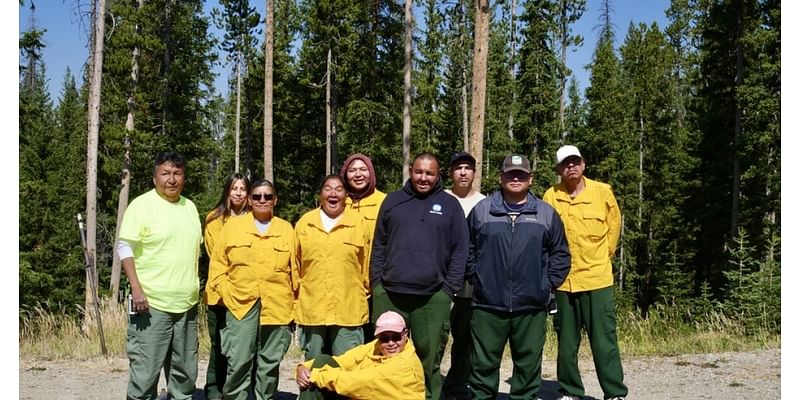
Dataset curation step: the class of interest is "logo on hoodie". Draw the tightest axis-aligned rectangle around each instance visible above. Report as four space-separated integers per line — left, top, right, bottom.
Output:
429 203 443 215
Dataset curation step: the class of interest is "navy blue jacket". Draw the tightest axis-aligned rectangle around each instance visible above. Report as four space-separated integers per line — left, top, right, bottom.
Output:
370 178 469 297
467 191 571 312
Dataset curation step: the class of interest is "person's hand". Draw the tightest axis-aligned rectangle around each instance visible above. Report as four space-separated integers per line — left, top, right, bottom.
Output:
131 287 149 313
296 364 312 391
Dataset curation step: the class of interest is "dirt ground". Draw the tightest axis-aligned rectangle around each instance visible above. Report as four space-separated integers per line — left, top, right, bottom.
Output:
19 344 779 399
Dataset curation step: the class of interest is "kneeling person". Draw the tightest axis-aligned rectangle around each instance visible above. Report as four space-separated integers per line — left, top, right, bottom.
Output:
295 311 425 400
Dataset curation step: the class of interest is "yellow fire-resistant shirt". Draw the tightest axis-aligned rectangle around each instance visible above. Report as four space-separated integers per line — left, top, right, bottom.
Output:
203 213 225 306
543 177 621 292
208 212 296 325
303 337 425 400
294 208 371 326
346 190 385 256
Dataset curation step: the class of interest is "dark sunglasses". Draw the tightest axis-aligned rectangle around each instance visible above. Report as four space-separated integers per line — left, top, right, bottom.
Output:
250 193 275 202
377 332 405 343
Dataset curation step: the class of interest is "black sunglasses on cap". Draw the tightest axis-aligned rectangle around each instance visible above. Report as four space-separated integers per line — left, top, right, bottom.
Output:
250 193 275 201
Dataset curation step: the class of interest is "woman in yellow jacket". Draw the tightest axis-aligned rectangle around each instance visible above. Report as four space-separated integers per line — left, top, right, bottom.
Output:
339 153 386 240
339 154 386 341
295 311 425 400
208 179 296 400
203 173 250 400
295 175 371 361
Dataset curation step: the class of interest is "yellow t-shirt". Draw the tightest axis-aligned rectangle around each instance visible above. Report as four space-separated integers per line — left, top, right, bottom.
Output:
119 189 202 313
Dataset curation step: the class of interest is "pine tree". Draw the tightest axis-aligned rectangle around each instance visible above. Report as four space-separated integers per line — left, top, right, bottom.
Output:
583 0 637 292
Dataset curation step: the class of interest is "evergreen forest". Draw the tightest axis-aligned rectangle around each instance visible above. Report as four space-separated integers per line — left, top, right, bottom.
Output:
19 0 780 337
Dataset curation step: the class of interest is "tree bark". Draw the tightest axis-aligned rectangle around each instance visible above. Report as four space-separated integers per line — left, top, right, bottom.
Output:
86 0 107 314
461 0 469 151
402 0 413 182
263 0 274 182
469 0 490 190
326 48 332 174
235 55 242 173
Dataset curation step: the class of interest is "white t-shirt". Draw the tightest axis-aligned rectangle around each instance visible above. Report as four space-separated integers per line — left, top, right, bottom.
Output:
320 209 343 232
445 189 486 217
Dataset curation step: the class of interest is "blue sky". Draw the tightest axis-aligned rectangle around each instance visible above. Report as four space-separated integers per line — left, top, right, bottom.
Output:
18 0 670 103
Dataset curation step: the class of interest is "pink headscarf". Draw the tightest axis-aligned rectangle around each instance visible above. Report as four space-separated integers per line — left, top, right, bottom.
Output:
339 153 377 200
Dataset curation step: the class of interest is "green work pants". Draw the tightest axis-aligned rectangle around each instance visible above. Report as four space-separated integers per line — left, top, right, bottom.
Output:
299 325 363 361
297 355 346 400
204 304 228 400
255 325 293 400
221 303 260 400
126 304 199 400
372 284 451 400
221 302 293 400
442 295 473 397
469 308 546 400
554 286 628 399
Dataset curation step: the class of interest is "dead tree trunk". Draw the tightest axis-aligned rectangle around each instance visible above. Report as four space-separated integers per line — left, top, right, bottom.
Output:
326 49 333 174
402 0 413 182
263 0 274 182
86 0 107 315
469 0 490 190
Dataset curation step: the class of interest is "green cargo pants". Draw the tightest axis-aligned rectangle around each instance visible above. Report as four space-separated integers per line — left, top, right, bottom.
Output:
554 286 628 399
469 308 546 400
126 304 198 400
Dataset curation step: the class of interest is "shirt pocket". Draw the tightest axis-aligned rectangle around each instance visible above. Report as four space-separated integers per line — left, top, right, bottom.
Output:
273 239 292 273
581 209 608 240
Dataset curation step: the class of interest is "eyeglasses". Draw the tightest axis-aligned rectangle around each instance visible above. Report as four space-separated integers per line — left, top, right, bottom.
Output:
250 193 275 202
377 332 405 343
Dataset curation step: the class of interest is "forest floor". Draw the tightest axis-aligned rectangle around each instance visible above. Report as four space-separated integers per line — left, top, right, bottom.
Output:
19 345 780 399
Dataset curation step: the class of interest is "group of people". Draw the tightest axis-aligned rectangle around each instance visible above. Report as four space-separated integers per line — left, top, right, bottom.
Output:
118 145 628 400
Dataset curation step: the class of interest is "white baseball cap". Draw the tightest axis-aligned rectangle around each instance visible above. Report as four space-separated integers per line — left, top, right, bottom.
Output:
556 145 583 165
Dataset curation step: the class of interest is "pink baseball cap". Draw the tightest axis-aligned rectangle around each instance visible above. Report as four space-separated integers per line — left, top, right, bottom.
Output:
374 311 407 335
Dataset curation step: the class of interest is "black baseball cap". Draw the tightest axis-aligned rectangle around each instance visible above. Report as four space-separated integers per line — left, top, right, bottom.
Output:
450 152 476 168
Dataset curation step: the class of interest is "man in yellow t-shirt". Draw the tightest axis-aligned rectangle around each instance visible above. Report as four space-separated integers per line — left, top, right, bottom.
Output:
542 145 628 400
118 151 203 400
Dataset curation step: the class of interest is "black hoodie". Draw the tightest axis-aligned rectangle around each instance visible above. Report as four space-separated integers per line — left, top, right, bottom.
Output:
370 178 469 297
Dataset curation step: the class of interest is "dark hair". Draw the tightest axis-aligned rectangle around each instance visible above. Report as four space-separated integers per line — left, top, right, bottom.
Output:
319 174 345 194
412 152 440 170
207 173 251 223
250 179 276 195
153 151 186 176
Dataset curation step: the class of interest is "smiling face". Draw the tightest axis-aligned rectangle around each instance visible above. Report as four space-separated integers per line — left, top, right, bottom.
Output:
320 176 347 218
377 329 408 357
249 184 277 222
153 162 185 202
410 157 440 195
228 179 248 213
345 159 371 194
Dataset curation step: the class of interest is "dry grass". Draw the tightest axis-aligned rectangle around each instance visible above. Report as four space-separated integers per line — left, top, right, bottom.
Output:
20 301 779 361
19 301 212 360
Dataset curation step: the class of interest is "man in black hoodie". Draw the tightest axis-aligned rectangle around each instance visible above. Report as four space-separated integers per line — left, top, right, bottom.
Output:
370 152 470 400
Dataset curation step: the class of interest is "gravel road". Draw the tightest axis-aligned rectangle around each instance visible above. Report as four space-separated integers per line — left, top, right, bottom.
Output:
19 347 780 399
